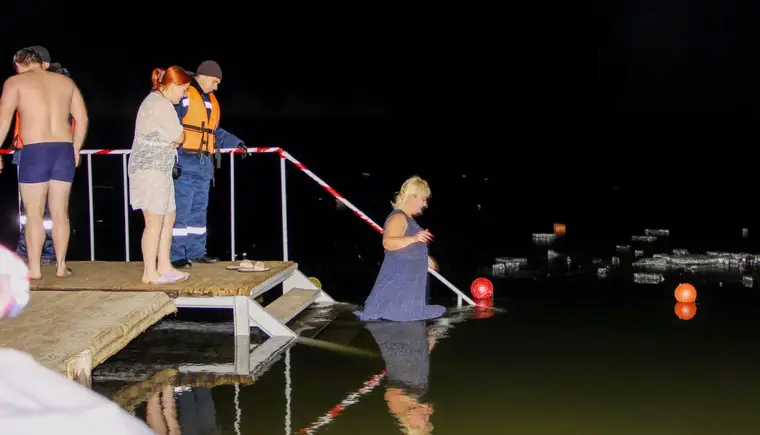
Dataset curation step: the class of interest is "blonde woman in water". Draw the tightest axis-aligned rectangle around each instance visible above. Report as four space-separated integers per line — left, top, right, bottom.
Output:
355 176 445 321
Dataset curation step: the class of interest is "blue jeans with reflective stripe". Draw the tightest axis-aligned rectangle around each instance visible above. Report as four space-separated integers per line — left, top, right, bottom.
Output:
171 150 213 262
14 150 56 260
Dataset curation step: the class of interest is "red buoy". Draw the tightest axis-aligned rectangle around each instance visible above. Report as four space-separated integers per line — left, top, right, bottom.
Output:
470 277 494 299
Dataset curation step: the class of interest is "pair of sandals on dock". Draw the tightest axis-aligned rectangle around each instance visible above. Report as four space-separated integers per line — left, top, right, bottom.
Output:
226 259 270 272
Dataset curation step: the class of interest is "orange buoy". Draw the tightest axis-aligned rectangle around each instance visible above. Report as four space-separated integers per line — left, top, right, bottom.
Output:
553 223 566 236
674 302 697 320
674 283 697 303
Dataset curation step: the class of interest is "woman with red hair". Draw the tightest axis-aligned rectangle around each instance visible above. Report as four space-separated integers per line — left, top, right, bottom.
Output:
128 66 191 284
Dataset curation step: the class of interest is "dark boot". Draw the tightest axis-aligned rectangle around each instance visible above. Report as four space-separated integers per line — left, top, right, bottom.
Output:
192 255 219 264
172 259 192 269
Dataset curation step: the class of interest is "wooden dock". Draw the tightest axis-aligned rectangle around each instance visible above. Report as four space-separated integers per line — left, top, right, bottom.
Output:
0 291 176 385
30 260 298 297
2 259 335 385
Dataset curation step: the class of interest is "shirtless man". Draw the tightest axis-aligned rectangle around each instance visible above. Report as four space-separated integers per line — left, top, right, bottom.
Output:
0 48 88 279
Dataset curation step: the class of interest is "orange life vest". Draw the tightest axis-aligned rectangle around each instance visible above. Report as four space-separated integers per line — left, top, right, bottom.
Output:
13 112 76 150
181 87 220 154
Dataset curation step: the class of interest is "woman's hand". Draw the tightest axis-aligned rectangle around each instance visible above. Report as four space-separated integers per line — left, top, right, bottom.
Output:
172 131 184 148
414 229 433 244
428 256 438 271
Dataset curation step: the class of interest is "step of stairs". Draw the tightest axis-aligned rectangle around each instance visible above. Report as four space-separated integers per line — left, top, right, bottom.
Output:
266 289 322 324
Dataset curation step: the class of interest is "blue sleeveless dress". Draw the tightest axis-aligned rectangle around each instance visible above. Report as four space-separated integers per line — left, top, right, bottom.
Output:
355 209 446 321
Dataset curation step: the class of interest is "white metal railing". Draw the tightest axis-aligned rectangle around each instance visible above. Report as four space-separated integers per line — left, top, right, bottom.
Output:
1 147 475 306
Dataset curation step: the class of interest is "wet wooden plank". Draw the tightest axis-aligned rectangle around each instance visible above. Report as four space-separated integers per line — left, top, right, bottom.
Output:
266 289 321 324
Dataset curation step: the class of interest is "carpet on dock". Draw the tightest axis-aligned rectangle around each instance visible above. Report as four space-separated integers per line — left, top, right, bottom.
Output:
0 291 176 379
30 261 297 297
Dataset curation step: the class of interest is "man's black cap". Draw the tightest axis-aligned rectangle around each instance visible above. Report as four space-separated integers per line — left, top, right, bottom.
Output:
28 46 51 63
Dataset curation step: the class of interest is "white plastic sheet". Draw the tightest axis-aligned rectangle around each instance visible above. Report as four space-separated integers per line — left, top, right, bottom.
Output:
0 349 154 435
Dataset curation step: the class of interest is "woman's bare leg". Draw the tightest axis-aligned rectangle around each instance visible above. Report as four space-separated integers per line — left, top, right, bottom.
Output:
157 211 176 275
142 211 164 283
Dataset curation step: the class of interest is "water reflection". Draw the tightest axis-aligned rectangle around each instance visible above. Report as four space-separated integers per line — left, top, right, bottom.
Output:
109 370 241 435
674 301 697 320
365 321 435 434
142 386 221 435
177 388 218 435
143 384 220 435
145 385 181 435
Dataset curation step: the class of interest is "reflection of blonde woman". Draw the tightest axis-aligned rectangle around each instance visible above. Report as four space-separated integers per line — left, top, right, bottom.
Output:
355 176 445 321
385 388 434 434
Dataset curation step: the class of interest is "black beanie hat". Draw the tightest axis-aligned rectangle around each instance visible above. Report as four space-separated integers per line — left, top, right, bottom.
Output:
196 60 222 80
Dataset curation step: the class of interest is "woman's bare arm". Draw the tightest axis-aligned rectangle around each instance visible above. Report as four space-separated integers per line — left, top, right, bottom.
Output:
171 131 184 148
382 214 416 251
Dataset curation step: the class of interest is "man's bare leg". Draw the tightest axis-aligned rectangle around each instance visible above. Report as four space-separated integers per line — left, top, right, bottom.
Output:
157 211 177 276
142 212 163 284
47 180 72 277
19 182 49 279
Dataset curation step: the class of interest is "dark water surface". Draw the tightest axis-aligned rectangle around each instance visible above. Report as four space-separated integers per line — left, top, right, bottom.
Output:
91 239 760 435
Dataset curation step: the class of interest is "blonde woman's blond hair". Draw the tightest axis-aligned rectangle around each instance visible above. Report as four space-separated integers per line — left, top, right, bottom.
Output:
392 176 431 209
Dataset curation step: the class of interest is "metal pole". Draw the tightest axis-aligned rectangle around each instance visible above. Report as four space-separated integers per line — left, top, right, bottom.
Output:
122 154 130 262
230 153 236 261
87 154 95 261
280 156 288 261
428 268 477 306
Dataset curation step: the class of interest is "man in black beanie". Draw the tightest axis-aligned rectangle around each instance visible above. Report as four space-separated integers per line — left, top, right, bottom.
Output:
170 60 247 268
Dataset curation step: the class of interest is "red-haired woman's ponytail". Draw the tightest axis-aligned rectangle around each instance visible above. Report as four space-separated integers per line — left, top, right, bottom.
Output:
151 68 166 89
151 66 190 90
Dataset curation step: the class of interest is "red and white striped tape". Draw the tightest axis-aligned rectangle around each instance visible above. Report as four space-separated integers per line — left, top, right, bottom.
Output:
0 146 382 236
1 146 386 237
0 146 380 232
279 150 385 234
0 147 282 155
297 370 387 434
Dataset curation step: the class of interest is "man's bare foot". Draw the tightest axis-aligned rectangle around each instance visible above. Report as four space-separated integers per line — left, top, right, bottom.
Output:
56 264 72 278
29 267 42 280
142 271 162 284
